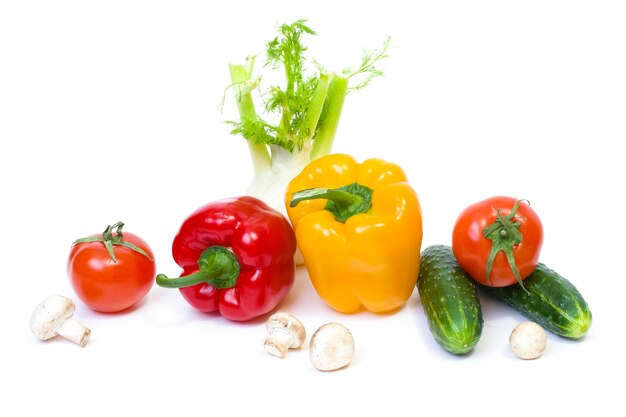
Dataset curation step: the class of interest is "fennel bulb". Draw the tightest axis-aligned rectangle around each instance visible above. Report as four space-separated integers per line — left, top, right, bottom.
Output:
226 20 389 263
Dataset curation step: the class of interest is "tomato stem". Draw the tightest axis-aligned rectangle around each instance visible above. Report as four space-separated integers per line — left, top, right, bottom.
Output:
482 200 529 293
72 222 153 263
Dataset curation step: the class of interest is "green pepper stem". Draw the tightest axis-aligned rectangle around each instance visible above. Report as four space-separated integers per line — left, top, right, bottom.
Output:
156 246 240 290
290 182 373 223
290 188 362 208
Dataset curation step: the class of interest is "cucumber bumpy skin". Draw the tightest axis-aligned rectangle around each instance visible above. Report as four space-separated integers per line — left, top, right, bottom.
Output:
480 263 592 339
418 245 483 354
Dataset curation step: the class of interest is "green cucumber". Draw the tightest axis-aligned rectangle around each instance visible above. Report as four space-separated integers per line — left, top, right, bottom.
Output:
480 263 592 339
418 245 483 354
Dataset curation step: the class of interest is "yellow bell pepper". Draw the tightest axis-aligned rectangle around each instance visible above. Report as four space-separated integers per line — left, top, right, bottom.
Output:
285 154 423 313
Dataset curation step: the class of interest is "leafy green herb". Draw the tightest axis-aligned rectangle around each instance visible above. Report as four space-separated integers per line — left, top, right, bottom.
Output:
344 36 391 92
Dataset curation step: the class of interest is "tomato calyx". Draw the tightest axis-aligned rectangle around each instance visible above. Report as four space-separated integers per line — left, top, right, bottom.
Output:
482 200 529 293
72 221 154 263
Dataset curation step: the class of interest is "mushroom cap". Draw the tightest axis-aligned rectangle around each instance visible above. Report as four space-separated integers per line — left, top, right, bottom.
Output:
509 321 547 360
30 295 77 340
266 312 306 348
310 322 355 371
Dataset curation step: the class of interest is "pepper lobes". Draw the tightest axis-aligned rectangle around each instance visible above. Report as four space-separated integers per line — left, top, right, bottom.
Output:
156 196 296 321
285 154 423 313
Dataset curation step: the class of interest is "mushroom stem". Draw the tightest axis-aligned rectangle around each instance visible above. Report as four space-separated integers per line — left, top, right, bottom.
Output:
265 328 297 358
56 317 91 347
31 295 92 348
264 312 306 358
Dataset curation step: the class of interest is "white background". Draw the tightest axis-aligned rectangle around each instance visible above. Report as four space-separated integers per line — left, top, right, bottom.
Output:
1 1 624 415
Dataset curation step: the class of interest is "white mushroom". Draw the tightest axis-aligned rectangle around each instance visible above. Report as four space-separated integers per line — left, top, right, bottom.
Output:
310 323 355 371
509 321 547 360
30 295 91 347
264 312 306 358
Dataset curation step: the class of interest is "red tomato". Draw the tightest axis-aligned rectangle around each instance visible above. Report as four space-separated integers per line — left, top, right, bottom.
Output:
68 222 156 312
452 196 543 287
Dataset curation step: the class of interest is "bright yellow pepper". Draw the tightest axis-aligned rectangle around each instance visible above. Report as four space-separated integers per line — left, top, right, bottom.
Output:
285 154 423 313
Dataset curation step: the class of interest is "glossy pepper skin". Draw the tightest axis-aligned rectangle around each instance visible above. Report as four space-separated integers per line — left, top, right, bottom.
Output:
157 196 297 321
285 154 423 313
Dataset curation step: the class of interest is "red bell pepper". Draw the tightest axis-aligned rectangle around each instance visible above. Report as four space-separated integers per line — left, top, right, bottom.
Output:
156 196 297 321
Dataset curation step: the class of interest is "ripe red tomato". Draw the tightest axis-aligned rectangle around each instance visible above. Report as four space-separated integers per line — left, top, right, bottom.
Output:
68 222 156 312
452 196 543 287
